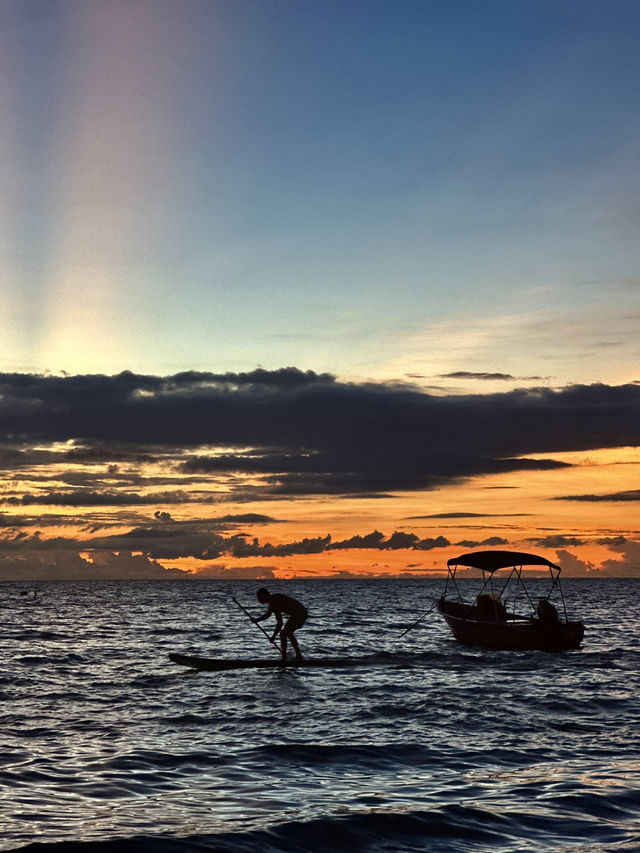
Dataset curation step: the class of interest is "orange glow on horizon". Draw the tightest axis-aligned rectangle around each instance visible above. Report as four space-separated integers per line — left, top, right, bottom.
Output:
1 444 639 579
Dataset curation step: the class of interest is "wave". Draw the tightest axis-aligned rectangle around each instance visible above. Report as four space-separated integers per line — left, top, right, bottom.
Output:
8 630 68 642
4 578 640 853
95 748 228 772
148 627 224 638
12 797 638 853
15 652 89 666
245 741 558 774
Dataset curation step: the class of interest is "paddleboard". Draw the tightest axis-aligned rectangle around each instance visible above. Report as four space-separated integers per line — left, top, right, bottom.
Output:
169 653 376 672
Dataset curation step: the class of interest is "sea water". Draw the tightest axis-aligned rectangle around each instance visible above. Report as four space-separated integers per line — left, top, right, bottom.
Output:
1 578 638 852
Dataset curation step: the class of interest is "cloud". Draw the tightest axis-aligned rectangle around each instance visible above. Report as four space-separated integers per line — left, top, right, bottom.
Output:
555 540 640 577
0 512 87 529
92 527 230 560
0 550 188 581
0 448 62 469
225 534 332 558
2 526 332 561
182 452 568 497
531 534 586 547
0 522 453 563
2 491 196 507
555 490 640 502
0 370 639 498
409 512 529 519
596 535 628 546
191 565 277 579
329 530 386 549
411 512 490 519
215 513 279 525
329 530 451 551
0 532 88 552
454 536 509 548
597 539 640 577
439 371 549 382
554 549 596 577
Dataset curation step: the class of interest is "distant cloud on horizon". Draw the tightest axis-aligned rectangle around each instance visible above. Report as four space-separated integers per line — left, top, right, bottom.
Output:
555 490 640 502
409 512 530 519
438 371 551 382
555 540 640 577
531 534 586 548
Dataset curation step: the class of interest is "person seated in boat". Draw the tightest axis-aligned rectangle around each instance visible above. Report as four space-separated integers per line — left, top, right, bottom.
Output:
536 598 559 625
252 588 308 661
475 593 507 622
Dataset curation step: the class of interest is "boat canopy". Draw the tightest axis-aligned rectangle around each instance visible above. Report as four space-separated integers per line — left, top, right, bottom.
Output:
447 550 561 573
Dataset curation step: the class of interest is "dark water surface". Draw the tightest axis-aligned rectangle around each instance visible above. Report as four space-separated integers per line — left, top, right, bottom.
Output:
1 578 639 852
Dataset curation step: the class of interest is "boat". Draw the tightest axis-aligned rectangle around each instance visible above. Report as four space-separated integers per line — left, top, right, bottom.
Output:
437 550 585 651
168 653 383 672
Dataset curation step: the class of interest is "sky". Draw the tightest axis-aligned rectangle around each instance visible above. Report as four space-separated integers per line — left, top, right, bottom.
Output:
1 0 639 579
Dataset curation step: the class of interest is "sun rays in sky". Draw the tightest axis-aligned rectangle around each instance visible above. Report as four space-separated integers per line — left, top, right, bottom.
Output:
1 1 640 578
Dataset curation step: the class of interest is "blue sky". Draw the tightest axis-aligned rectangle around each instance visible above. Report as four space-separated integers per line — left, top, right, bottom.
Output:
2 0 640 388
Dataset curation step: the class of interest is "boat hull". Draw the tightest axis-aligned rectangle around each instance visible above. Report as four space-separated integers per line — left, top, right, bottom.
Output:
438 600 584 652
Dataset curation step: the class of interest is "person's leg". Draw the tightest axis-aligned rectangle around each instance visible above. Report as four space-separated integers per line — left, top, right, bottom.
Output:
289 631 302 660
282 615 304 660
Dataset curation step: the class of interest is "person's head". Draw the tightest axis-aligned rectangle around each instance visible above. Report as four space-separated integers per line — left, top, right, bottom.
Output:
257 587 271 604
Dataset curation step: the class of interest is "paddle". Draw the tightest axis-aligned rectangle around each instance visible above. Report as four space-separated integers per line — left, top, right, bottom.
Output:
232 596 282 657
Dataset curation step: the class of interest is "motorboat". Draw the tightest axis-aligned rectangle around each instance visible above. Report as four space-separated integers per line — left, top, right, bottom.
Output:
437 550 584 651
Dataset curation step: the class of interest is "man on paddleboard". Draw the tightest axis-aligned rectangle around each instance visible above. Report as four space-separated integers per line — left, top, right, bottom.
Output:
253 588 307 661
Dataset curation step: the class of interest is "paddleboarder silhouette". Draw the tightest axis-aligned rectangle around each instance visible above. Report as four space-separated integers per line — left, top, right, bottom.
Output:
252 588 307 661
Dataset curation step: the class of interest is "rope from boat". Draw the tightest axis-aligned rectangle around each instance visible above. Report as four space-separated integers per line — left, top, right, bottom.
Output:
398 597 439 638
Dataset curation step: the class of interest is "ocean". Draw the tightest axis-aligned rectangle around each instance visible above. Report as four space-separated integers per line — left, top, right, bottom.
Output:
1 577 639 852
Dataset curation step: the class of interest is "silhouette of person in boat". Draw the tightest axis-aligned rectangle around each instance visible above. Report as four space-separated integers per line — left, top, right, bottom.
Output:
252 588 307 661
536 598 559 624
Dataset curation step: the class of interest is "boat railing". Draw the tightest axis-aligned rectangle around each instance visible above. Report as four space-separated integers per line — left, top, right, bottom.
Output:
443 562 571 623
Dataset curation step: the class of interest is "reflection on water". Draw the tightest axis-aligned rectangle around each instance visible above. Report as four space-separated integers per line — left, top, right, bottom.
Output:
1 578 639 851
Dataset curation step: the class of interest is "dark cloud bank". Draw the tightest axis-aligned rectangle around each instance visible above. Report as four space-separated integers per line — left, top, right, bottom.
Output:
1 369 639 578
2 367 639 495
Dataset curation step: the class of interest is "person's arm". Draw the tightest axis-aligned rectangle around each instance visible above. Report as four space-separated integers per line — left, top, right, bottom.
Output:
269 609 283 642
253 605 273 623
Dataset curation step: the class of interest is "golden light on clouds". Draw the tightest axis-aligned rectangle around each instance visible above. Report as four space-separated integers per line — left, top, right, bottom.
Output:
2 435 639 579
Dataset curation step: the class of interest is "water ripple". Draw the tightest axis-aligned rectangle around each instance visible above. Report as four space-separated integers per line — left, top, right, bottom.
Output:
1 578 639 852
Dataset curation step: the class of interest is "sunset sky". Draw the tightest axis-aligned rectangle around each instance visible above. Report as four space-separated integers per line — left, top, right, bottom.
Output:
1 0 639 579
